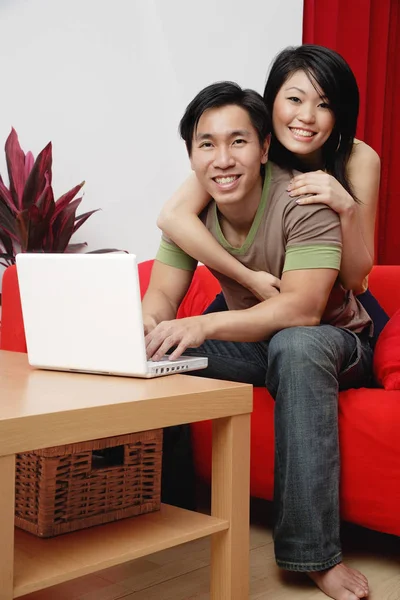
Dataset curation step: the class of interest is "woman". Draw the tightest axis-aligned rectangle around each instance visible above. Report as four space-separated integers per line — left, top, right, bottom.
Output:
158 45 387 342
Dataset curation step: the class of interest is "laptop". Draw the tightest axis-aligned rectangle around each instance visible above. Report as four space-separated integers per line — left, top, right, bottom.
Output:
16 253 208 378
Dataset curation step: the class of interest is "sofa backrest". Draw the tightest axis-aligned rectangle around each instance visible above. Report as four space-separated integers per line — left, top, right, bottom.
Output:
139 260 400 318
138 259 221 318
368 266 400 317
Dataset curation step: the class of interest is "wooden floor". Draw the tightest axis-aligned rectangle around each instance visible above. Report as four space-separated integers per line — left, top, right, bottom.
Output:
21 500 400 600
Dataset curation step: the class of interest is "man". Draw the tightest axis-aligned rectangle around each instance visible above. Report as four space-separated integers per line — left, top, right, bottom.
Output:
142 82 372 600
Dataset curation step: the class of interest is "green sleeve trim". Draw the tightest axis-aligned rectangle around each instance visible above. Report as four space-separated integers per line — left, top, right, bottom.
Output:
283 244 341 272
155 238 198 271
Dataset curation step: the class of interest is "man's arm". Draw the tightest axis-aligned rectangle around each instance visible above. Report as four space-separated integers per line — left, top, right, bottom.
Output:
201 267 336 341
145 266 337 360
142 260 194 334
146 198 341 359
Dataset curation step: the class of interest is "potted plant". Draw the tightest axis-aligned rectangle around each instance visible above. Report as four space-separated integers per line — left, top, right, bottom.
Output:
0 128 114 265
0 128 118 351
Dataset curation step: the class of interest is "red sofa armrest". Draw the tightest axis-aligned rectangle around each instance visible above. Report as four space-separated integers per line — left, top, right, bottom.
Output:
0 265 27 353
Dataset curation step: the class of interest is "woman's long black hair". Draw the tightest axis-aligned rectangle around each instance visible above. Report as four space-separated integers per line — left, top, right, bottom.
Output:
264 44 360 200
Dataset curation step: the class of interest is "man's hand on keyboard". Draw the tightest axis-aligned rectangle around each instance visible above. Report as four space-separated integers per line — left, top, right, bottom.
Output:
145 317 206 361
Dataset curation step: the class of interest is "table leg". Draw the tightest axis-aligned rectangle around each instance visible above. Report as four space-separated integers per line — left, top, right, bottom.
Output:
0 454 15 600
210 414 251 600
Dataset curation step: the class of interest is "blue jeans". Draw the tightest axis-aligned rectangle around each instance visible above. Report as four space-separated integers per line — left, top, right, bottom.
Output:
185 325 373 571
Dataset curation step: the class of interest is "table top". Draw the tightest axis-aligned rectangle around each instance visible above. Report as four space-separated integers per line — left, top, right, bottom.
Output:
0 350 253 455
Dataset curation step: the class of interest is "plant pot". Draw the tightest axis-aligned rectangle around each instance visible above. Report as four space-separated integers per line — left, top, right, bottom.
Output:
0 265 27 353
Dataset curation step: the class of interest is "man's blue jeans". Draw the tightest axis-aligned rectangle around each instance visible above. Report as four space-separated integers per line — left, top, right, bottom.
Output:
186 325 373 571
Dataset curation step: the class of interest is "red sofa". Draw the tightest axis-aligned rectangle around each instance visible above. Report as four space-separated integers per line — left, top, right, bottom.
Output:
137 261 400 539
1 261 400 537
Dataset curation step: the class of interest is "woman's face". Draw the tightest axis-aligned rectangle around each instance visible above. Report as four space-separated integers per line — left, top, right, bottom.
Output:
272 69 335 166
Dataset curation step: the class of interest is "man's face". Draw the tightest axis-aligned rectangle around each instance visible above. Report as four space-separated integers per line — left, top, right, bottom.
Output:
190 104 269 207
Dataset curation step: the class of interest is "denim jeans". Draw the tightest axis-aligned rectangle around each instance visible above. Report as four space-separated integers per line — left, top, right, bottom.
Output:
185 325 373 571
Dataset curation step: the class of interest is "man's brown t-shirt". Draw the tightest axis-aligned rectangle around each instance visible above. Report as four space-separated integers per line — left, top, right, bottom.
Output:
156 162 371 334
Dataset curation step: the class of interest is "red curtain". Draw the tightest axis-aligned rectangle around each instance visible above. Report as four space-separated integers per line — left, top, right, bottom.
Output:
303 0 400 265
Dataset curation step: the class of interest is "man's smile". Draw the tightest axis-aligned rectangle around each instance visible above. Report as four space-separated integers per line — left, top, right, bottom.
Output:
212 174 241 189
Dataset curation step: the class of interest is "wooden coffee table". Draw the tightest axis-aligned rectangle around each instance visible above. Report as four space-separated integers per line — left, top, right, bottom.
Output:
0 350 253 600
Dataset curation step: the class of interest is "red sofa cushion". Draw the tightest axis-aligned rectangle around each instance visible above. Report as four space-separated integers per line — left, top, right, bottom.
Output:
338 386 400 535
373 307 400 389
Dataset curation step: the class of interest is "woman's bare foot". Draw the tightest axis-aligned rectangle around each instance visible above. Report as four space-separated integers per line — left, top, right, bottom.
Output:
308 563 369 600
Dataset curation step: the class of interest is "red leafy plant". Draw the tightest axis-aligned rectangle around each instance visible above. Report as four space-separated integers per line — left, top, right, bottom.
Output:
0 128 114 267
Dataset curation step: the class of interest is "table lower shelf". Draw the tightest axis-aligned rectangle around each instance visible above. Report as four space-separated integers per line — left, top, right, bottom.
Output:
14 503 229 598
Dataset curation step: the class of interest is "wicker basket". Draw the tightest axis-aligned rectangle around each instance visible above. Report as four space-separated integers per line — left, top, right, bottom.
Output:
15 429 163 538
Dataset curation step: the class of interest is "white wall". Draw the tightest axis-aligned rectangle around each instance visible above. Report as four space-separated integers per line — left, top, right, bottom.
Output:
0 0 302 277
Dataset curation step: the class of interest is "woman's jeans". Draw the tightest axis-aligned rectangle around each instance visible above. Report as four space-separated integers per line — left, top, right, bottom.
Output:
202 292 228 314
357 288 389 346
186 325 373 571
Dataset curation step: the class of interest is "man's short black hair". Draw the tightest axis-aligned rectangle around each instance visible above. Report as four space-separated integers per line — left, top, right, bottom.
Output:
179 81 271 155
